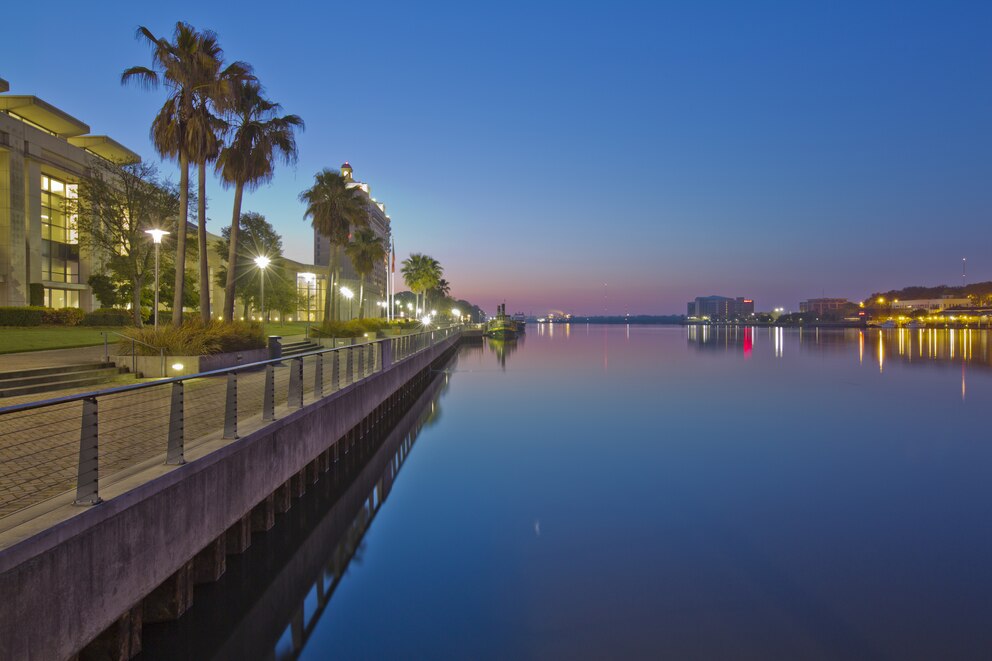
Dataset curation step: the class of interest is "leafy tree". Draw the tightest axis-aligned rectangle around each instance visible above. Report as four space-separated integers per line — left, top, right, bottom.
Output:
87 274 121 309
214 212 297 320
300 169 368 320
217 80 303 322
344 228 386 319
75 160 179 325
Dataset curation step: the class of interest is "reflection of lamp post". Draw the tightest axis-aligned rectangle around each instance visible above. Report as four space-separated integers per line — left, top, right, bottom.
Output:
145 229 169 329
255 255 270 333
341 286 354 319
299 272 316 322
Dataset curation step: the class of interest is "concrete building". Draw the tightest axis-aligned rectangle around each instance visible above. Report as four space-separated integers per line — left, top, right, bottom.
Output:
891 297 971 312
0 78 139 310
313 162 391 320
687 296 755 320
800 298 850 315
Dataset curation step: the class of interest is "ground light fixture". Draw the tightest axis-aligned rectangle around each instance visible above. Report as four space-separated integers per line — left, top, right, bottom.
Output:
145 229 169 329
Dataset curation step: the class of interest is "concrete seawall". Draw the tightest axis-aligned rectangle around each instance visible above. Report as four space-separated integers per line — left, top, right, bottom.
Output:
0 333 459 660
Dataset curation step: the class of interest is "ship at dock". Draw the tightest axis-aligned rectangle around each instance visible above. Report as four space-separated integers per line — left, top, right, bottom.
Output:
486 303 518 338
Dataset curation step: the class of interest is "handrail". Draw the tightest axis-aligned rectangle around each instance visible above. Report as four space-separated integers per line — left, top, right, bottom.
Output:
1 325 461 416
101 330 166 378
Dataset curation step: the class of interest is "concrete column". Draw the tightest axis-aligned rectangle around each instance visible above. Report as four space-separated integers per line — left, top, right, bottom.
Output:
78 603 142 661
225 513 252 554
143 561 194 623
290 471 306 499
274 481 292 513
193 535 227 584
251 494 276 532
25 160 41 287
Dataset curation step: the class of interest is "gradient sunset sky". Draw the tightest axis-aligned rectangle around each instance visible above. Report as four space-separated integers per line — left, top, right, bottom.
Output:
3 1 991 315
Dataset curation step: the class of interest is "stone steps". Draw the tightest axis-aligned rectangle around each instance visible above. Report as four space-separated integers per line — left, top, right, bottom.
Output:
0 363 126 398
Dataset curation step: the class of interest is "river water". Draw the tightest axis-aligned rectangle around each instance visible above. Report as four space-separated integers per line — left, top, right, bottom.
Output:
142 325 992 660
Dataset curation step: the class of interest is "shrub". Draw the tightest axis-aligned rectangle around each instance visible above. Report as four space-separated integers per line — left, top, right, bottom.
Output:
119 320 265 355
316 318 392 338
81 308 133 327
41 307 85 326
0 306 46 326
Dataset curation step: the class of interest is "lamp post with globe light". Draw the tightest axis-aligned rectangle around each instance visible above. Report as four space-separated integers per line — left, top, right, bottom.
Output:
255 255 270 333
145 229 169 329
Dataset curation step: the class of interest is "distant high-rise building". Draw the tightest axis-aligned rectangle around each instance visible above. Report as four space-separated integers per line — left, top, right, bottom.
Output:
687 296 754 319
313 162 392 319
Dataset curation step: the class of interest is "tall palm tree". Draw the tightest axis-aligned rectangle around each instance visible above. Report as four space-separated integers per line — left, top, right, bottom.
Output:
123 23 252 324
123 22 201 324
300 169 368 320
188 33 253 323
401 253 443 316
217 81 303 322
344 228 386 319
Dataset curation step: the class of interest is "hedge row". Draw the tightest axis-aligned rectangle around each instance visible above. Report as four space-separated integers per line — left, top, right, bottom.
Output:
0 306 132 327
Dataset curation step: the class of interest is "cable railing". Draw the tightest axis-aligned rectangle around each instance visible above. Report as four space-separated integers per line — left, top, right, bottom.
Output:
0 326 460 521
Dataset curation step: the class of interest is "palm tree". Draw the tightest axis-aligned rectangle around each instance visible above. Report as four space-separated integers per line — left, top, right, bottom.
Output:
123 22 200 324
401 253 443 316
123 23 252 324
344 228 386 319
300 169 368 320
188 33 253 323
217 81 303 322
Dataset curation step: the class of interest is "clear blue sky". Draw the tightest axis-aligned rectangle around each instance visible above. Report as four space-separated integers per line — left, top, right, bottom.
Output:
3 1 991 314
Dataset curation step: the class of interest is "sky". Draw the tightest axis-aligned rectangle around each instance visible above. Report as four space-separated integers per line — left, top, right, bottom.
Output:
3 1 991 315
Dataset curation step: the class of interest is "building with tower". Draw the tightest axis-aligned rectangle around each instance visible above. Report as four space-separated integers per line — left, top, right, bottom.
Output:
313 162 392 320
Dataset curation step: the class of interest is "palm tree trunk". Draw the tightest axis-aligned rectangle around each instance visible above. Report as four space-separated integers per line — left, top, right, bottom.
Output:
325 244 340 321
358 274 365 319
223 182 244 322
197 161 211 323
172 153 189 325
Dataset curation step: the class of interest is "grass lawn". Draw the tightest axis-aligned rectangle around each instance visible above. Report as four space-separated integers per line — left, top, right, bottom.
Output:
0 326 119 354
0 320 315 355
258 321 312 338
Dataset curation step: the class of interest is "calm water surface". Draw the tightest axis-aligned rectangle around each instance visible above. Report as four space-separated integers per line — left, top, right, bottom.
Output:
146 325 992 660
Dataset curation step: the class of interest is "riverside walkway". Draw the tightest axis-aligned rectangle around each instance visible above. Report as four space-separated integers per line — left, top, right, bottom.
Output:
0 326 461 661
0 328 453 535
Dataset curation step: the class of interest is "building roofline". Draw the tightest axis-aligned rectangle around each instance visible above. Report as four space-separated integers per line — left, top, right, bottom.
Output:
0 95 90 137
67 136 141 164
0 78 9 94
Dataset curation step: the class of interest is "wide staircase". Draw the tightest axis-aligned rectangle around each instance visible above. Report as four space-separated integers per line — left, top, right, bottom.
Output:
0 362 126 399
281 339 323 358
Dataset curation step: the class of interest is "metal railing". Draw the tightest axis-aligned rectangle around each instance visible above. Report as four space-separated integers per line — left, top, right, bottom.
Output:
0 326 460 519
101 330 166 377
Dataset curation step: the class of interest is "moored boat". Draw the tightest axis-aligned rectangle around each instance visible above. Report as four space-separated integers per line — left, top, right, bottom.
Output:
486 303 518 338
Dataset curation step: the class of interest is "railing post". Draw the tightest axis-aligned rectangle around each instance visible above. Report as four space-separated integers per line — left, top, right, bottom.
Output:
167 381 186 463
357 346 365 381
346 348 354 385
74 397 101 506
223 373 238 440
332 350 341 392
289 357 304 408
314 353 324 399
381 339 392 371
263 365 276 421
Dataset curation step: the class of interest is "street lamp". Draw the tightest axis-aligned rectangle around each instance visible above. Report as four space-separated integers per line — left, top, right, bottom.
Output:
341 286 354 319
145 229 169 329
255 255 270 333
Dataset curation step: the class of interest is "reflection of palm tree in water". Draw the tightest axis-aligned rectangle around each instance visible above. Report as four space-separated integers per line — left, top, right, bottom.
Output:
487 336 521 369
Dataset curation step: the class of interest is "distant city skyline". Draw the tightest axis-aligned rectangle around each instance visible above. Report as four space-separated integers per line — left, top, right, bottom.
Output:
2 1 990 314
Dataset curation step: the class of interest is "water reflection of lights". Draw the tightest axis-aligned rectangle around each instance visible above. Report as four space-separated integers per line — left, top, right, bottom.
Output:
878 331 884 373
859 331 864 364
